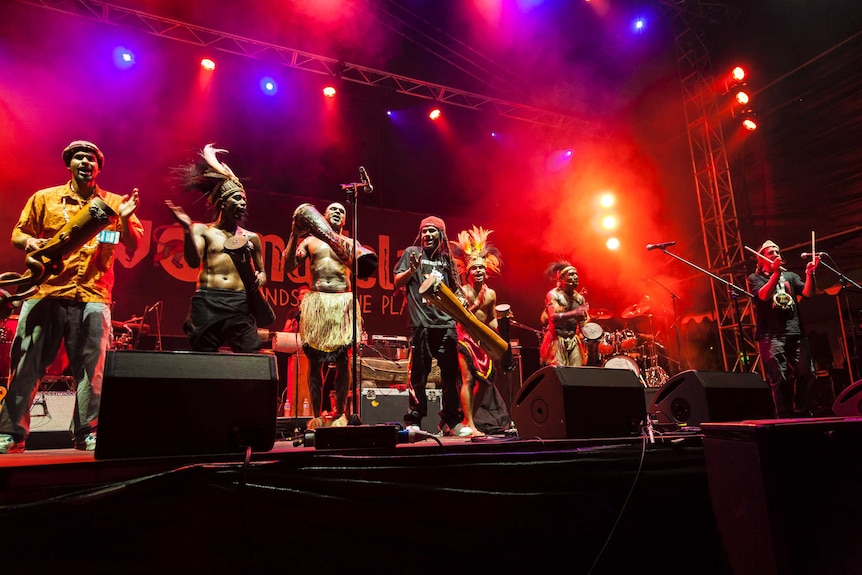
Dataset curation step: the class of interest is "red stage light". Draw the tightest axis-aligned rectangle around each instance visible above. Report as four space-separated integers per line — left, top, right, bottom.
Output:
200 58 215 71
323 86 336 98
429 108 442 120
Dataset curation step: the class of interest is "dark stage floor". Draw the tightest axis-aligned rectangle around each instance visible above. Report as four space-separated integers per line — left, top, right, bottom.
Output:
1 417 861 575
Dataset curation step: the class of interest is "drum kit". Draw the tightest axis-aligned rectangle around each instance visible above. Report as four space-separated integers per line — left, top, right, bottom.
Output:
581 297 671 388
110 318 150 350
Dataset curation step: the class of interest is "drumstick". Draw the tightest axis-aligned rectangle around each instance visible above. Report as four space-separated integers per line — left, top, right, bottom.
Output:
811 231 815 265
744 245 788 272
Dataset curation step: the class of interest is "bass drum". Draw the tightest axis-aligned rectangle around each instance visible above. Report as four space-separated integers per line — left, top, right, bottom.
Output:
602 354 641 381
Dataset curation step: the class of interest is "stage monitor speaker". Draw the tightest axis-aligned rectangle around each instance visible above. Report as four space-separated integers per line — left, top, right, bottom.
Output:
95 350 278 460
832 378 862 417
511 366 646 439
648 370 774 426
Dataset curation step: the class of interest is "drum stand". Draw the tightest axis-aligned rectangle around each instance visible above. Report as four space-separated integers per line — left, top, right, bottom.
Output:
285 349 304 435
640 315 669 388
646 276 688 371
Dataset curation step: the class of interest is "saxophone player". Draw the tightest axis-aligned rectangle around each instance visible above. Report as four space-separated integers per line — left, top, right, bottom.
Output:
748 240 820 418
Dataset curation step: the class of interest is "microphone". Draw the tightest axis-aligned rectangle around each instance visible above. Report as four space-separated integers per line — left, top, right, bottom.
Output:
359 166 373 193
646 241 676 251
800 252 826 258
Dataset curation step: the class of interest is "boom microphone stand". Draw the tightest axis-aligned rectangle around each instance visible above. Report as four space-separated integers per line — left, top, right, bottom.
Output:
816 253 862 383
647 277 688 370
649 245 754 371
341 167 373 421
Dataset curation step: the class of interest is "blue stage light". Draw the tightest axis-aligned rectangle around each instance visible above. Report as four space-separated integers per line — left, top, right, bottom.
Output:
260 76 278 95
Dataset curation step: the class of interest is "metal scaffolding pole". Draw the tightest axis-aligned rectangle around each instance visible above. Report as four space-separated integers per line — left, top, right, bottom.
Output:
662 0 760 373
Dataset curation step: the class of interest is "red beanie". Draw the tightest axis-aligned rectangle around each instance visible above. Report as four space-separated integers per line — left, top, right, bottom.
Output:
419 216 446 235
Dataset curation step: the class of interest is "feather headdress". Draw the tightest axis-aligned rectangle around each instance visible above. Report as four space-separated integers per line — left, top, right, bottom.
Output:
544 260 576 281
452 225 502 278
177 144 244 210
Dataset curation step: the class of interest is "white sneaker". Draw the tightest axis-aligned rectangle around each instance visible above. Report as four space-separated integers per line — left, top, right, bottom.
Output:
74 433 97 451
0 434 25 454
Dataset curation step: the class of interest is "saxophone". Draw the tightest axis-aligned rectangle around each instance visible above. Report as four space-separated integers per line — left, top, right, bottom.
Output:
772 273 794 310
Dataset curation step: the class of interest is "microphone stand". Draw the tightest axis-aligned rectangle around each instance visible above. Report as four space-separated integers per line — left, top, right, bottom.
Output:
651 247 754 371
817 255 862 383
132 301 162 350
341 172 370 421
509 320 545 345
647 277 688 370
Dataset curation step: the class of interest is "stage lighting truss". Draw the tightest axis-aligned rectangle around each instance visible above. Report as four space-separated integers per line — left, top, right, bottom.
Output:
722 66 758 131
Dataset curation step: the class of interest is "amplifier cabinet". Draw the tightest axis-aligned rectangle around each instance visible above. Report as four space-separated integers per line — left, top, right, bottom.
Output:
360 387 441 434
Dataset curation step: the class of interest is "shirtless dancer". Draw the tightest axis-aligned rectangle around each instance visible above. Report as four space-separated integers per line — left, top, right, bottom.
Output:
284 202 362 429
452 226 503 437
166 144 269 352
540 261 590 367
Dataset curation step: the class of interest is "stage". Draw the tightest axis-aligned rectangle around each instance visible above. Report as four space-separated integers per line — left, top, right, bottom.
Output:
1 417 860 575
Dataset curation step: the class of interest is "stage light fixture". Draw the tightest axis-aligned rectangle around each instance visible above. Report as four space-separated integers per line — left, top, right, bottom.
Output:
606 237 620 250
323 85 336 98
112 46 135 69
201 58 215 71
724 65 759 131
599 193 615 208
429 108 442 120
260 76 278 95
602 215 617 230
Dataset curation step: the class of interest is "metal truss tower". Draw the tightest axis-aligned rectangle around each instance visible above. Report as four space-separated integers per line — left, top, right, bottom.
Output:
663 1 759 372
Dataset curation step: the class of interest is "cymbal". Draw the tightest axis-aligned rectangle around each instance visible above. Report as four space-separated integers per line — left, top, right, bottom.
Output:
589 308 613 320
621 303 651 319
112 321 150 333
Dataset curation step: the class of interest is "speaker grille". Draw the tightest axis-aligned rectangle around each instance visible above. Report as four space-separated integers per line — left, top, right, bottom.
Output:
96 350 278 459
833 379 862 417
512 366 645 439
649 370 774 426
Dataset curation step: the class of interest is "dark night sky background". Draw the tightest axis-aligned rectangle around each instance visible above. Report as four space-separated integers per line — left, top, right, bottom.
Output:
2 0 862 370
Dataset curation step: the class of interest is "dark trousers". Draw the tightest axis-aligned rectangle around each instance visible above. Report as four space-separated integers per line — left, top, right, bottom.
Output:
759 335 815 417
407 327 461 427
